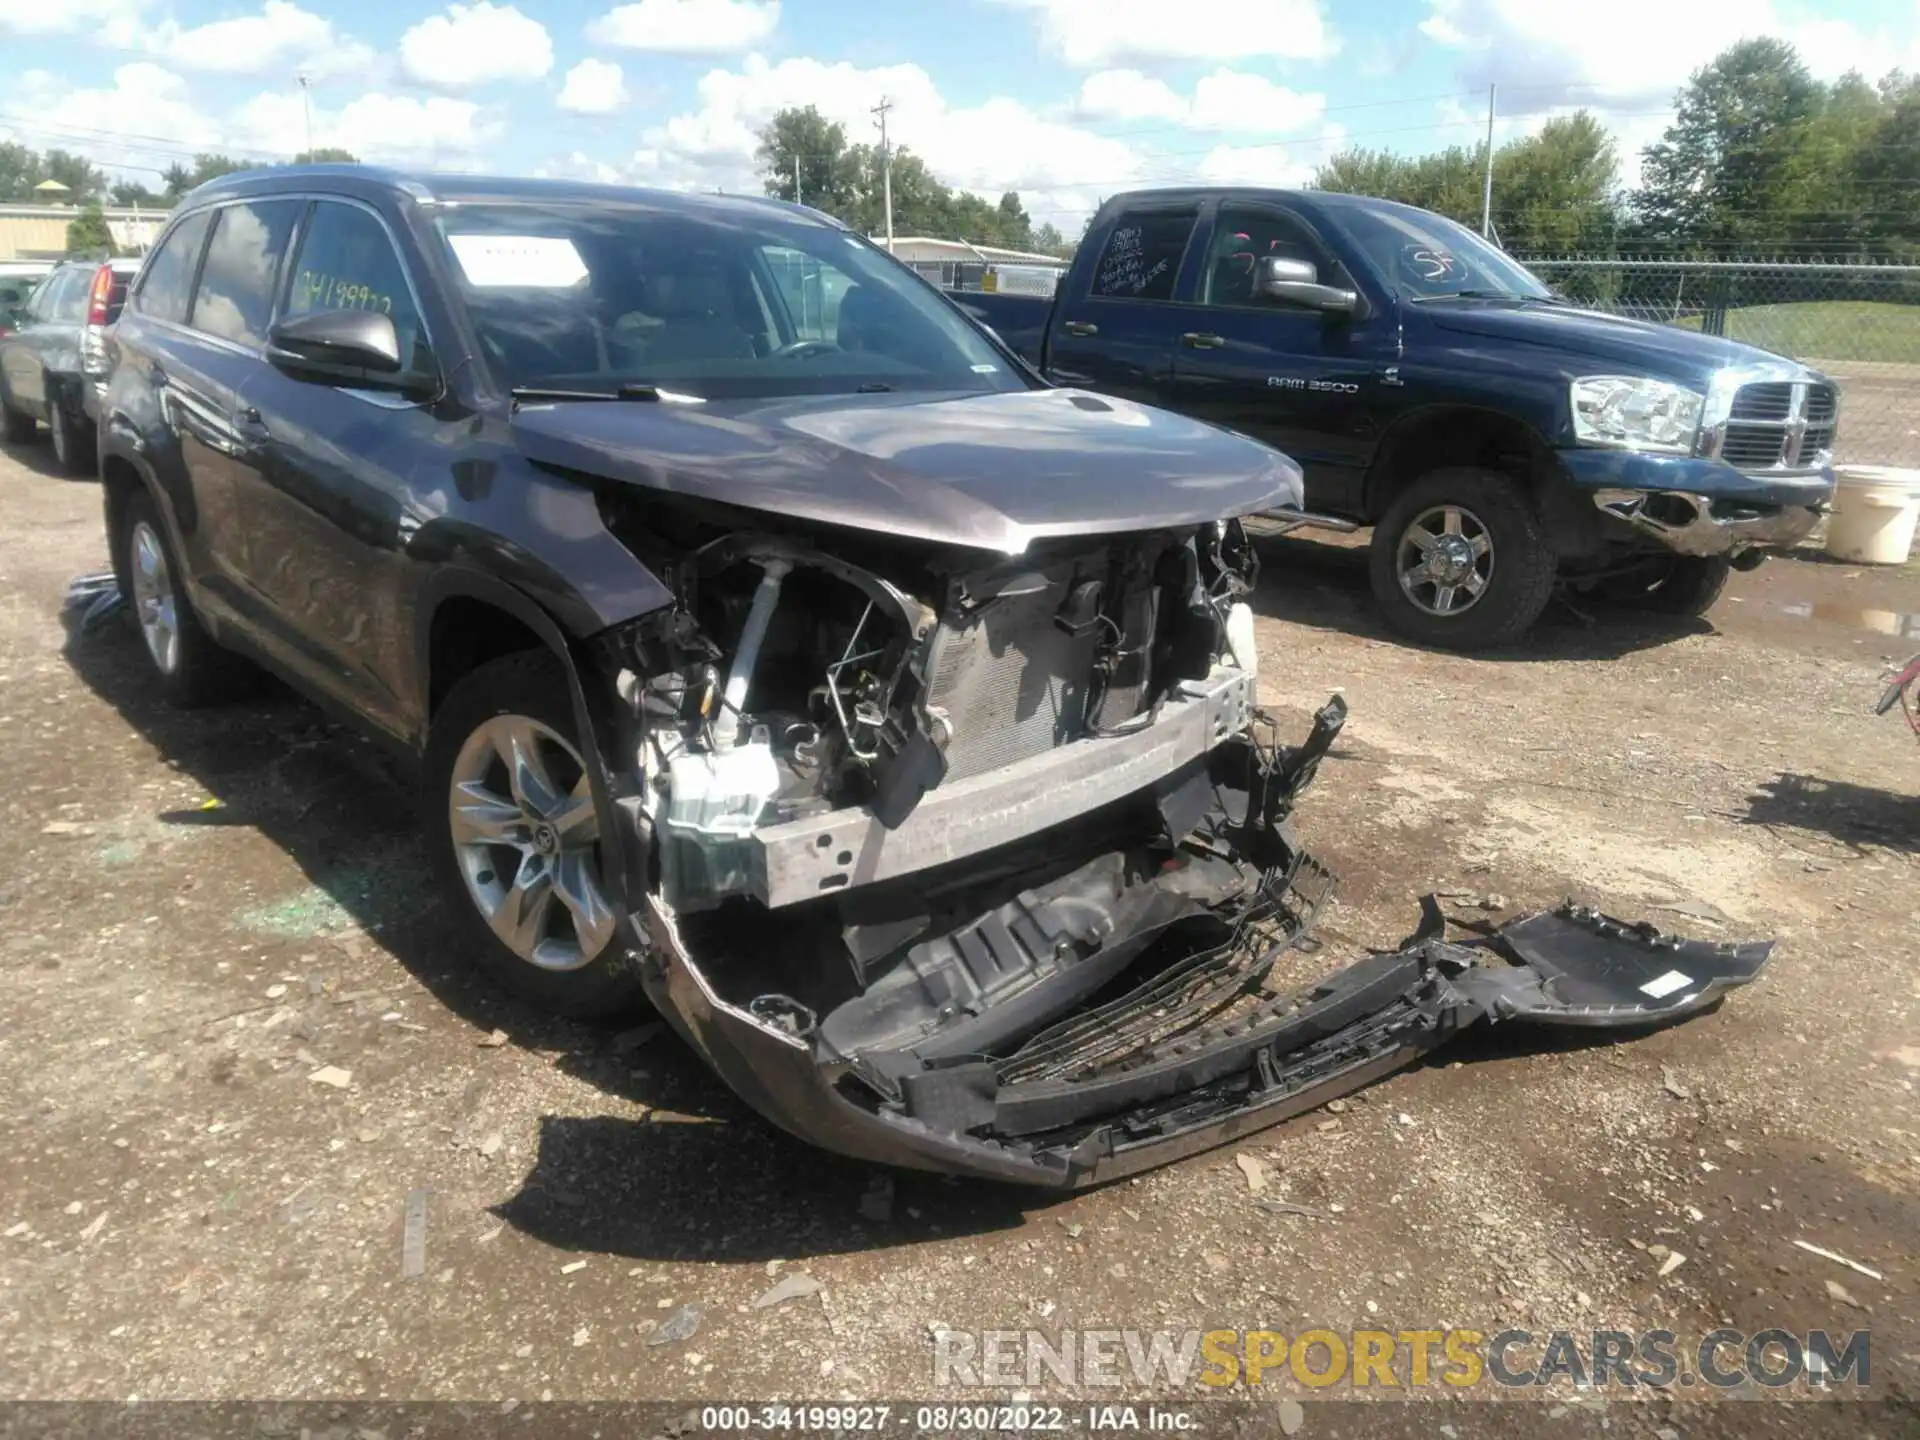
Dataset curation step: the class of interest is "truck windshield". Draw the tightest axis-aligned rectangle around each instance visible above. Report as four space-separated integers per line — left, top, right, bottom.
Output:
1327 204 1552 303
434 202 1023 400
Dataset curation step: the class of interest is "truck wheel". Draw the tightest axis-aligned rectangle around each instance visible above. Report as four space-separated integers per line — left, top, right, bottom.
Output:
1368 468 1555 649
116 490 252 707
1597 555 1732 616
422 651 647 1019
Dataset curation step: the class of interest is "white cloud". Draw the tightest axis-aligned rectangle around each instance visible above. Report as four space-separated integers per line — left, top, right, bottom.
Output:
0 0 142 41
22 62 222 166
1194 121 1349 188
625 52 1142 230
399 3 553 87
587 0 779 52
1004 0 1337 67
1419 0 1920 113
1076 70 1187 124
557 58 628 113
1076 68 1323 133
235 89 497 166
144 1 374 78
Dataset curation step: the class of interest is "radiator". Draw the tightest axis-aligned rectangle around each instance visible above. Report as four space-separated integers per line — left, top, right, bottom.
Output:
923 574 1100 783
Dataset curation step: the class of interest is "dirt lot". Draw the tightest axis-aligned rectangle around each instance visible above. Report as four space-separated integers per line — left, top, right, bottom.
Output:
0 440 1916 1435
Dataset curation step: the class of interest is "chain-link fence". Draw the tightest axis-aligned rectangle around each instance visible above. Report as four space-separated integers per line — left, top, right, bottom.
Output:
1519 258 1920 469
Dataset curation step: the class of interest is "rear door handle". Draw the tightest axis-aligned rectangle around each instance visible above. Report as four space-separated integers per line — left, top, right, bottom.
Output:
1062 320 1098 337
147 363 167 387
236 405 269 435
1180 331 1225 350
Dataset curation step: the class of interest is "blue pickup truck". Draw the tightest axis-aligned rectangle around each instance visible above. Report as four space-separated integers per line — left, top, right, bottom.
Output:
958 188 1838 648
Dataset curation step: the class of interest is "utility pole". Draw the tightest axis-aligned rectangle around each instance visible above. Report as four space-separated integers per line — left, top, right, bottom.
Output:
1479 82 1496 238
793 152 802 207
297 72 314 160
872 96 894 252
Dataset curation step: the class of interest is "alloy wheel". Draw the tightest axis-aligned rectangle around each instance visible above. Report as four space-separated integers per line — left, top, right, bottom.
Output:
447 715 616 971
1396 504 1495 617
129 520 181 675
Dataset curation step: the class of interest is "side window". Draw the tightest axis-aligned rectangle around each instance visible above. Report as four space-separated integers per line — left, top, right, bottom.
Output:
191 200 301 346
136 210 213 325
759 244 852 343
52 272 91 322
25 273 66 321
1089 208 1198 302
1201 207 1349 309
285 202 428 370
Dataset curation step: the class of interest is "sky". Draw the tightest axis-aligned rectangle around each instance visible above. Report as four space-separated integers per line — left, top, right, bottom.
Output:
3 0 1918 233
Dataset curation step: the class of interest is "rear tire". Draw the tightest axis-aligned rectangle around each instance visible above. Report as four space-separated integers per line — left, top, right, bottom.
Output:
423 650 646 1019
1595 555 1731 616
1367 467 1556 650
48 394 95 477
116 490 252 707
1 396 34 445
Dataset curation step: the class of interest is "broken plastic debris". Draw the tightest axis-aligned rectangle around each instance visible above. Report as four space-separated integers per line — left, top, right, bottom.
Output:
401 1189 427 1280
1234 1152 1270 1193
648 1303 703 1346
1792 1240 1884 1281
561 1259 587 1274
307 1066 352 1089
476 1028 510 1048
1657 1251 1687 1278
753 1272 823 1309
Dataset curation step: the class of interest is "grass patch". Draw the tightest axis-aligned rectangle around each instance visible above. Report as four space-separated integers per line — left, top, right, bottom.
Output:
1670 301 1920 364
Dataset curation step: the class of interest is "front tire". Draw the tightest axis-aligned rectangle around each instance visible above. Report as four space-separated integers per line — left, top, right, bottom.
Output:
1595 555 1732 616
423 651 645 1018
116 490 250 706
1368 467 1556 650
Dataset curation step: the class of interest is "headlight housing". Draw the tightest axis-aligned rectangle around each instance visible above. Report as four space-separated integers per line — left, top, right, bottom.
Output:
1569 376 1703 455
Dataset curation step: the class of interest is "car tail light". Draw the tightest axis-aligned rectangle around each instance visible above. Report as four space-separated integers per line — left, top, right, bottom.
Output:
87 264 114 327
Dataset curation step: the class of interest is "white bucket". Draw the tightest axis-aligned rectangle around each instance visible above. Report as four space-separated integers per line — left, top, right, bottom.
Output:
1825 465 1920 565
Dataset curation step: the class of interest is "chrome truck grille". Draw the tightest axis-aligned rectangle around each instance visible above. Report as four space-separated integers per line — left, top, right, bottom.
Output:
923 572 1101 783
1711 380 1839 471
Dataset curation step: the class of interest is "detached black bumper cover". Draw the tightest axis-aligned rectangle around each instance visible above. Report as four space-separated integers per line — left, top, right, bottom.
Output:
643 889 1771 1188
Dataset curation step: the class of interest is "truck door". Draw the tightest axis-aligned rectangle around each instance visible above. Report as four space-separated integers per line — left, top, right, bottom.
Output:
1045 203 1202 406
1169 203 1390 515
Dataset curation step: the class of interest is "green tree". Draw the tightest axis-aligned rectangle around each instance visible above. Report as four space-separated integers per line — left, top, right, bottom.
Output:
1849 78 1920 258
162 162 194 199
65 203 117 258
1635 39 1824 247
43 150 107 203
109 179 168 207
755 105 859 214
0 141 40 202
294 147 359 164
1031 221 1070 258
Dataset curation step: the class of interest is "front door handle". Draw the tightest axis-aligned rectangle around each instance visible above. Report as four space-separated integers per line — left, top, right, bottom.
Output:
1062 320 1098 338
147 363 167 388
1180 331 1225 350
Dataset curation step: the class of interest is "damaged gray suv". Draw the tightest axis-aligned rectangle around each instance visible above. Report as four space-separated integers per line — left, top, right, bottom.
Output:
99 168 1770 1185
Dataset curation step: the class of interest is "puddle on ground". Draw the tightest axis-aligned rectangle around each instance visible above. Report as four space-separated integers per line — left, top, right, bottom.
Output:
1727 597 1920 638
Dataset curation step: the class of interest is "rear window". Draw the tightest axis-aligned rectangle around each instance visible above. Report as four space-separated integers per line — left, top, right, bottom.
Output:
192 200 302 346
1089 208 1199 301
136 210 213 325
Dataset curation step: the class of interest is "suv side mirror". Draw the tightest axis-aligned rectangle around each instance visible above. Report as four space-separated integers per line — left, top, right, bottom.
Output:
267 309 433 393
1257 255 1358 315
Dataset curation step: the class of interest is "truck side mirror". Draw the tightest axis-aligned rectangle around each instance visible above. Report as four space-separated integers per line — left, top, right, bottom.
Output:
1257 255 1358 315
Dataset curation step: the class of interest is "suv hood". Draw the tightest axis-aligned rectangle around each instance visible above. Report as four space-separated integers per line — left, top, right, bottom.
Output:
1420 298 1811 385
511 387 1302 553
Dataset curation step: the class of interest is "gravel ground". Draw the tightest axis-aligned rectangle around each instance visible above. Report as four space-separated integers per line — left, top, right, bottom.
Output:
0 438 1915 1436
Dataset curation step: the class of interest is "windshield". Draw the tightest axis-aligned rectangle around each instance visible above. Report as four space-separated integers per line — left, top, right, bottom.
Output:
433 202 1023 400
1326 204 1551 302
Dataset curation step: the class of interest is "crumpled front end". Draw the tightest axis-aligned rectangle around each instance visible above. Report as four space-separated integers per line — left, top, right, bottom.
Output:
584 496 1770 1185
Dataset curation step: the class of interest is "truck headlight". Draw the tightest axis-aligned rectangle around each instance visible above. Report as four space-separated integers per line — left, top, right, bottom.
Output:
1570 376 1703 456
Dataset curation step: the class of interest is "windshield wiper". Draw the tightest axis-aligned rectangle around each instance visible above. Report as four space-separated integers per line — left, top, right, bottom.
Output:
1412 289 1564 305
510 383 662 406
854 381 894 393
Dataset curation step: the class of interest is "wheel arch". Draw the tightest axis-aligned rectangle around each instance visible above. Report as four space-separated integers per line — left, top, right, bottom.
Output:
1362 404 1559 524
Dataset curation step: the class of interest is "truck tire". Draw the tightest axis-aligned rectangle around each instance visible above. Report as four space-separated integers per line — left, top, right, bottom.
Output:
1368 467 1556 650
1597 555 1732 616
116 490 253 707
422 650 648 1019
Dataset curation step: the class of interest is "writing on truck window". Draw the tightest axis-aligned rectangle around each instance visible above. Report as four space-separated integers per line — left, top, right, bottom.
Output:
1097 227 1170 297
294 270 393 315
